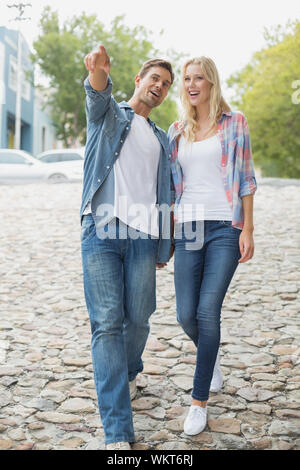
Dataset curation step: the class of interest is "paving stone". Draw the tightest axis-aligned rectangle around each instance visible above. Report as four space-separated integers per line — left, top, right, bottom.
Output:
0 438 13 450
132 397 160 411
156 441 192 450
7 428 26 441
268 420 300 437
35 412 81 424
164 418 185 432
58 398 95 414
208 418 241 434
15 442 35 450
236 387 278 402
169 375 193 391
149 430 177 441
59 437 86 448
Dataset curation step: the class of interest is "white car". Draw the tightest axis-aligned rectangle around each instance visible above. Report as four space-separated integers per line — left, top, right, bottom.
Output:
37 148 85 183
0 149 49 184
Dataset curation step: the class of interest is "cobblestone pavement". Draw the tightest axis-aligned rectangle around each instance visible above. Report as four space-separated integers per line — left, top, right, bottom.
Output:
0 180 299 450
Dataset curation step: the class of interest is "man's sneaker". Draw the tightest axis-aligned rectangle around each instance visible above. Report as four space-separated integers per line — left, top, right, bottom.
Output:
129 378 137 400
210 353 223 393
184 405 207 435
105 441 131 450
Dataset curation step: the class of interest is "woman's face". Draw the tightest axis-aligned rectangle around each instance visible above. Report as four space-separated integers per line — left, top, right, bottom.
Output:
183 63 212 107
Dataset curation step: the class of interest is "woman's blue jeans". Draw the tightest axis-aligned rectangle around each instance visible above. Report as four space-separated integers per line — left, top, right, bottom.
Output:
81 215 158 444
174 220 241 401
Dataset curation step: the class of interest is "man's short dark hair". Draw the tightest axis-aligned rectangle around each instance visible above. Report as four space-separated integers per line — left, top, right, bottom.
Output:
138 59 174 84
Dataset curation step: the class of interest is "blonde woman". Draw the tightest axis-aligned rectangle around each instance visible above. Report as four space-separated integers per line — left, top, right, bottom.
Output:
168 57 257 435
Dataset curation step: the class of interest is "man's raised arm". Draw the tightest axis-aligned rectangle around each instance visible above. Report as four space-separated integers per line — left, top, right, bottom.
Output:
84 45 112 122
84 45 110 91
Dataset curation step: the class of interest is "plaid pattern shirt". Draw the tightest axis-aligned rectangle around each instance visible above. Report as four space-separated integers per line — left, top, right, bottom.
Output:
168 111 257 229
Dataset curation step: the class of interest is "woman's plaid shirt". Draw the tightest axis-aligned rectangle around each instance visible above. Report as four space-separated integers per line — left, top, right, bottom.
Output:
168 111 257 229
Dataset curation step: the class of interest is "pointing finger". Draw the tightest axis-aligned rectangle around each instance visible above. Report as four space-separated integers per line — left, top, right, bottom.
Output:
99 45 107 55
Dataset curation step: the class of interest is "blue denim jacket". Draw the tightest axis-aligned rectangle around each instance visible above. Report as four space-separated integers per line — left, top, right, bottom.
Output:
80 76 172 263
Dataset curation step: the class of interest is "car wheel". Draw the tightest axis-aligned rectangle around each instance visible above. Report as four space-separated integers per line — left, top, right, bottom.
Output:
48 173 68 184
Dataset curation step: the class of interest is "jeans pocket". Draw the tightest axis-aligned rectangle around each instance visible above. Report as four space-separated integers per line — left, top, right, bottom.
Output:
219 220 241 238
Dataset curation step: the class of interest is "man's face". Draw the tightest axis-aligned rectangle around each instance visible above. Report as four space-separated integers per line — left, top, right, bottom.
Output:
134 66 172 109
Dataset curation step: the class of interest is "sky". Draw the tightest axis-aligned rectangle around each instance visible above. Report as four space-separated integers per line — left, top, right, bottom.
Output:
2 0 300 91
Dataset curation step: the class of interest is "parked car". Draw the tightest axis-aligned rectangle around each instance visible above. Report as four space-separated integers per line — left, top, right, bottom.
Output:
0 149 49 184
37 148 85 183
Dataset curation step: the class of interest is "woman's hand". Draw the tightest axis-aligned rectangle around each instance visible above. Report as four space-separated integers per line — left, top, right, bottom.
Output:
238 228 254 263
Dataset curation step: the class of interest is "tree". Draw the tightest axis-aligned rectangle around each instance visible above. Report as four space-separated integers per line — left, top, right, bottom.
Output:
227 20 300 178
32 8 181 146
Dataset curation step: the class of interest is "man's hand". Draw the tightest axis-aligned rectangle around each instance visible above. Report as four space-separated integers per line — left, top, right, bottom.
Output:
156 243 174 269
84 45 110 91
84 45 110 75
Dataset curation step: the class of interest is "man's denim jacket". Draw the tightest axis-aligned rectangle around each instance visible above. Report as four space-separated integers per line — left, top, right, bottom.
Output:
80 76 172 263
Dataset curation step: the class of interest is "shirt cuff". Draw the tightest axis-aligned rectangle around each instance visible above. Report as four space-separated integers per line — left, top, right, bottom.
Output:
84 75 113 99
239 177 257 197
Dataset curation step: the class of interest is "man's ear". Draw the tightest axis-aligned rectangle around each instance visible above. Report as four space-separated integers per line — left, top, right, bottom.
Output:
134 74 141 88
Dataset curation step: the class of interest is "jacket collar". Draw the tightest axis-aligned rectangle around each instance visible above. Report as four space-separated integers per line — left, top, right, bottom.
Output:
119 101 159 132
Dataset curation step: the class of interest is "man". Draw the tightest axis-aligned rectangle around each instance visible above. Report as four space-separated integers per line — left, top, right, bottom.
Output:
80 45 174 450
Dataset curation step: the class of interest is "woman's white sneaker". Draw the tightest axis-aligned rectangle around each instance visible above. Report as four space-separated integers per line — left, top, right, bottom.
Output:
210 368 223 392
184 405 207 435
210 352 223 392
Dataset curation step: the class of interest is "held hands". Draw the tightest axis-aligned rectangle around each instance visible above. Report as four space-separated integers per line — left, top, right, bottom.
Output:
156 263 167 269
238 229 254 263
156 243 174 269
84 45 110 75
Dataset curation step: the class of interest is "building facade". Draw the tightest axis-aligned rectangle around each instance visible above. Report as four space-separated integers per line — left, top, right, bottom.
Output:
0 26 59 155
32 89 61 156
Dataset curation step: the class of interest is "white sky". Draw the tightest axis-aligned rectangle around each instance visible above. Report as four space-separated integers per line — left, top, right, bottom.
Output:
2 0 300 89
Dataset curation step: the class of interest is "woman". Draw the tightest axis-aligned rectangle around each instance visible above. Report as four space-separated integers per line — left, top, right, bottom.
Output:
168 57 257 435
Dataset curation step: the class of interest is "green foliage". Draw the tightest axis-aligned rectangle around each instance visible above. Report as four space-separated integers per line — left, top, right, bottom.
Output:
32 8 182 146
227 20 300 178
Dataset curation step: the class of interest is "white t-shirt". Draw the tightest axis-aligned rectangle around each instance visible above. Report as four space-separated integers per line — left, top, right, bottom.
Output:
177 134 232 223
83 114 161 237
114 113 160 237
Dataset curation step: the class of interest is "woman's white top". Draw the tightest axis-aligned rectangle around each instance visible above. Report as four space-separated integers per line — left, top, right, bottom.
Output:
177 134 232 223
113 113 161 237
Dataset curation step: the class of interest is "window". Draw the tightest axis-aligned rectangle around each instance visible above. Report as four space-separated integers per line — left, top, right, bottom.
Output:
0 153 26 164
8 55 17 91
39 153 83 163
39 154 61 163
60 153 83 162
8 55 30 101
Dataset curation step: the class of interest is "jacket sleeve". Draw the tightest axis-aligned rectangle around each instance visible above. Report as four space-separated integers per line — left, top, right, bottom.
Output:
84 75 113 123
168 123 176 204
239 116 257 198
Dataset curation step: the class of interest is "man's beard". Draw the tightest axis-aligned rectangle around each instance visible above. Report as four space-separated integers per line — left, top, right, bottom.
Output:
140 92 160 109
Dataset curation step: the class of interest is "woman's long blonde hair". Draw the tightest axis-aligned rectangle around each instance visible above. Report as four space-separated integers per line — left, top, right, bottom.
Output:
180 57 231 143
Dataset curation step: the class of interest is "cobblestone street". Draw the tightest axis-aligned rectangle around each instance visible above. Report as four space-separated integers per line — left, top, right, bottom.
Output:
0 180 299 450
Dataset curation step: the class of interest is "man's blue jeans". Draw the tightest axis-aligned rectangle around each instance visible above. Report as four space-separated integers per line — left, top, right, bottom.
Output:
174 220 241 402
81 215 158 444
